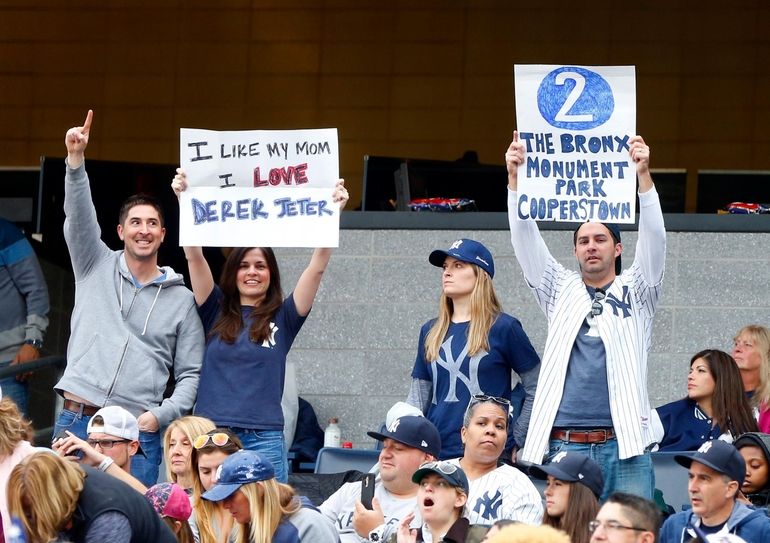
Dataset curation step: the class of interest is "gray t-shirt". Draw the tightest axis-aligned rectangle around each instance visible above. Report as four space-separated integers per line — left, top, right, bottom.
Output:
554 287 613 428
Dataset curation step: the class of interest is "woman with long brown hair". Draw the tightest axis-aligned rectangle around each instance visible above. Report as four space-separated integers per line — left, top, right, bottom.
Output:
407 239 540 460
529 451 603 543
651 349 757 451
172 170 348 483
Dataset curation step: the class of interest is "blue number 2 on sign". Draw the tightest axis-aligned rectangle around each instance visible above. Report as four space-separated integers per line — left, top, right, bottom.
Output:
537 66 614 130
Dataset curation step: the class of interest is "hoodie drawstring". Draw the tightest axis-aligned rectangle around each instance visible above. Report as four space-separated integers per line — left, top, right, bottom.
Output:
142 284 162 336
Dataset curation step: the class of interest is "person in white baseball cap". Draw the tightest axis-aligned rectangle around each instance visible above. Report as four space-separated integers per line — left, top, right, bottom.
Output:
54 405 146 491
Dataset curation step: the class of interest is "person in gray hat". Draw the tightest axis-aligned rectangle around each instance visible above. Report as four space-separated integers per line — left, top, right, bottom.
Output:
735 431 770 508
659 440 770 542
320 415 440 543
53 405 148 493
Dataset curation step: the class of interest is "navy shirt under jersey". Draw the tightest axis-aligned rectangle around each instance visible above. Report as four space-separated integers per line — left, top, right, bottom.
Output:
554 285 613 429
412 314 540 459
194 286 306 430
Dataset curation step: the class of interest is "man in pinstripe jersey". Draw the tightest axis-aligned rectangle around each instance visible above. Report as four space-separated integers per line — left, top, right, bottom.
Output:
505 131 665 500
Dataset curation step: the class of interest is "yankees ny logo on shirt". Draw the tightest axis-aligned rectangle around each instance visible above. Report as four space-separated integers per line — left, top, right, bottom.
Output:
260 322 279 348
473 490 503 521
605 286 632 318
433 336 486 403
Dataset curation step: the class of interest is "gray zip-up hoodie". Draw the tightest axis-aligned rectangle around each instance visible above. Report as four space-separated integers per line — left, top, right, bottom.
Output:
54 161 204 427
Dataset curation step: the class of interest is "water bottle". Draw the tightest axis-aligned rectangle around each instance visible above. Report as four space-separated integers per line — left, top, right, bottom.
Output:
324 417 341 448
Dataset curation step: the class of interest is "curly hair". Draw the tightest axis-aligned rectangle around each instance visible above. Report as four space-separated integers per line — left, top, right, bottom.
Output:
0 397 32 457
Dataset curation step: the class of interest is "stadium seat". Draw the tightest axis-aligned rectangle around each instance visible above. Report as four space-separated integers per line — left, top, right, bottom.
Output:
314 447 381 474
651 451 691 511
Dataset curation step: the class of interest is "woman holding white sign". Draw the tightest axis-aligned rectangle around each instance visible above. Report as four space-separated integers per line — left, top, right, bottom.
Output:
172 169 348 484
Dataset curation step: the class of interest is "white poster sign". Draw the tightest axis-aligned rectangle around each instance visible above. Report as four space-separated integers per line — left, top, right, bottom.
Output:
178 128 340 247
514 65 636 223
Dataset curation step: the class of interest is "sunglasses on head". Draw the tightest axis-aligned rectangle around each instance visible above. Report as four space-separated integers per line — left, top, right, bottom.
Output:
590 288 606 317
419 460 458 475
464 393 513 419
193 432 232 450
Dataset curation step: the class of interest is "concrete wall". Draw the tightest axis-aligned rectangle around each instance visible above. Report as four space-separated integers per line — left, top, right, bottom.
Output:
31 225 770 446
276 228 770 447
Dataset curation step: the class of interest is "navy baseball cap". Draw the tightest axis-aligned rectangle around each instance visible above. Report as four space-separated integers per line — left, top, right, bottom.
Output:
367 415 441 458
529 451 605 498
429 238 495 278
201 450 275 502
412 460 470 496
675 440 746 486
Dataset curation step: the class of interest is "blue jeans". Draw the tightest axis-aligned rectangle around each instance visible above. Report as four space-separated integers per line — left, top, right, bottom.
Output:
0 360 29 416
548 437 655 501
232 428 288 483
54 408 162 487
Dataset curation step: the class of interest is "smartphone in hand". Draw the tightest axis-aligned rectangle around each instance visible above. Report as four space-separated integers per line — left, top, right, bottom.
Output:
361 473 375 510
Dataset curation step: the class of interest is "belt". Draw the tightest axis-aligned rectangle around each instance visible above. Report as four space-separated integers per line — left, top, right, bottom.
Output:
551 428 615 444
63 399 100 417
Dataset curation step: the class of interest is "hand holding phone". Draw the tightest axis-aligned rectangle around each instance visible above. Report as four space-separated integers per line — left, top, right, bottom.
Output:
361 473 375 510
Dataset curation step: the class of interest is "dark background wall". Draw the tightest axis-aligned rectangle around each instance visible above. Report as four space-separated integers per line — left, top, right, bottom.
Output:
1 0 769 211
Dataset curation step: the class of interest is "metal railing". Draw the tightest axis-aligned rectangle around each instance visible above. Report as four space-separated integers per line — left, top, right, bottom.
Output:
0 355 66 444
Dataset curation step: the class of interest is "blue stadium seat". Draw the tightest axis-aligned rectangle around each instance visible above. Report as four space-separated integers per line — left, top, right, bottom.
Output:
651 451 691 511
314 447 381 474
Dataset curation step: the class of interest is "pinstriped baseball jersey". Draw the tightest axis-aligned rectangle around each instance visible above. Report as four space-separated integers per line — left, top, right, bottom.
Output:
508 188 666 463
447 459 543 525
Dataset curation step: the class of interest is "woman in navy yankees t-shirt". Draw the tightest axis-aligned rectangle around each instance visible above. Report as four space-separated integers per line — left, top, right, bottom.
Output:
651 349 757 451
172 170 348 483
407 238 540 460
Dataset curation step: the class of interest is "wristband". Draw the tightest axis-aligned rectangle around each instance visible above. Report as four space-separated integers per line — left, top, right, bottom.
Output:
368 524 385 542
98 457 114 472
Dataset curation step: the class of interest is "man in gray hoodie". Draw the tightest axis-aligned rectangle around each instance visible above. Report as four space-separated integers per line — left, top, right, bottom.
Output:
53 110 204 487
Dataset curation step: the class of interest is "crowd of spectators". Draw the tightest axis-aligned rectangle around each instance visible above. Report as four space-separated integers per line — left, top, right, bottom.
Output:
1 114 770 542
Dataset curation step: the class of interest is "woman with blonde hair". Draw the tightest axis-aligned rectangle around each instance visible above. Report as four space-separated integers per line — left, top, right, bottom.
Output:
733 324 770 431
164 415 216 492
190 428 243 543
407 239 540 460
0 397 35 537
201 450 338 543
8 451 176 542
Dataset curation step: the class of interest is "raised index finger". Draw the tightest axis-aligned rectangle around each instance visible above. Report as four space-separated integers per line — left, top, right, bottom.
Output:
82 109 93 134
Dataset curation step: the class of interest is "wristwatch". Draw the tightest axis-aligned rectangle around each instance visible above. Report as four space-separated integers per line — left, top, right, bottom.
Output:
24 338 43 350
368 525 385 542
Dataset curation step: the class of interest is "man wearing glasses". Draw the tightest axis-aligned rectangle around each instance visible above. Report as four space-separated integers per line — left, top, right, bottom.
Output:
506 133 665 500
590 492 660 543
53 405 147 492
